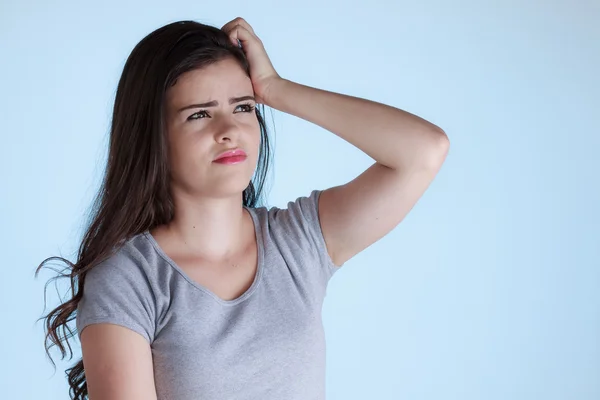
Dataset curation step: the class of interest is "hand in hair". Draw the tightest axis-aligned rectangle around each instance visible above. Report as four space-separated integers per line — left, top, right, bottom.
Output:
221 17 282 105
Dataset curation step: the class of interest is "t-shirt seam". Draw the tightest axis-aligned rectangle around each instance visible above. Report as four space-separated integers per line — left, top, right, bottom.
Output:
77 314 152 343
311 190 344 277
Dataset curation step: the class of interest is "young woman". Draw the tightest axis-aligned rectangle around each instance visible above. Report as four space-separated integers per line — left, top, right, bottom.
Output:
37 17 448 400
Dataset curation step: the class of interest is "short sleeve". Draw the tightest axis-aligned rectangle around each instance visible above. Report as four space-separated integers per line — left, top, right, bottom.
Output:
271 189 343 282
76 249 157 343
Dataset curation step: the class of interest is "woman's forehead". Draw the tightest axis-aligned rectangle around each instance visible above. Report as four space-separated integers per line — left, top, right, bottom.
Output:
166 60 253 104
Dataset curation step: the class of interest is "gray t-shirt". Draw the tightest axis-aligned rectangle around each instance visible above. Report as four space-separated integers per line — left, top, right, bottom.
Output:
76 189 342 400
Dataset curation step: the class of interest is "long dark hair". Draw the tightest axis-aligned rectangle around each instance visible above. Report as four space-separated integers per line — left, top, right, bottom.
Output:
35 20 272 400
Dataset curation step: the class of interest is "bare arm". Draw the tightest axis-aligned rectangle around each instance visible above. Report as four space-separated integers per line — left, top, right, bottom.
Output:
265 79 449 266
80 324 157 400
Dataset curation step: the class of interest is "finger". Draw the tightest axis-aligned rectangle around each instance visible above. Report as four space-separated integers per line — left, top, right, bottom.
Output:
221 18 257 44
221 19 236 33
228 25 244 49
235 17 256 35
224 23 244 47
221 18 242 35
228 24 257 49
222 17 255 36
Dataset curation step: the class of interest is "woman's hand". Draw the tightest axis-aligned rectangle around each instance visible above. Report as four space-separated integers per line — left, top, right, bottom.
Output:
221 17 282 105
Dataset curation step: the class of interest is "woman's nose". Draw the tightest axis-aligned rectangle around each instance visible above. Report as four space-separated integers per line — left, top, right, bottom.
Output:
214 118 242 143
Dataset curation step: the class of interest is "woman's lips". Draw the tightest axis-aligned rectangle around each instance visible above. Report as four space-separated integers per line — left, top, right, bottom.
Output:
213 155 247 164
213 148 248 164
213 149 247 161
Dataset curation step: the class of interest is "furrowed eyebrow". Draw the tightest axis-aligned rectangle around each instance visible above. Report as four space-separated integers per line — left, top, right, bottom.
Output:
177 95 255 113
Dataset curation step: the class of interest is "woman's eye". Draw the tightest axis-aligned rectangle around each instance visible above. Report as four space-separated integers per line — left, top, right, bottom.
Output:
235 103 255 113
187 104 254 122
188 110 209 121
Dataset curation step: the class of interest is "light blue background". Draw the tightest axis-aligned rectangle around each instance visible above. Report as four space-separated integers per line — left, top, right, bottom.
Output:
2 0 598 399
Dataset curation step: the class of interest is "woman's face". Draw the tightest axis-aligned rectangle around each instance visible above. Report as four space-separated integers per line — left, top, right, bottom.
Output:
164 57 260 199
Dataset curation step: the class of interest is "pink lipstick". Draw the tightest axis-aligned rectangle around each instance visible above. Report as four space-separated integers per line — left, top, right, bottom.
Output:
213 149 247 164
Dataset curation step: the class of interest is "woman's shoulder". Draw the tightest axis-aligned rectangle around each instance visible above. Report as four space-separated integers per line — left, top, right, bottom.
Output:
250 189 327 250
265 189 322 227
85 231 160 283
252 189 322 219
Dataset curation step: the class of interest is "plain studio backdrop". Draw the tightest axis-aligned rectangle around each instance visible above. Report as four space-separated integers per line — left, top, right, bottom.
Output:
1 1 598 399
